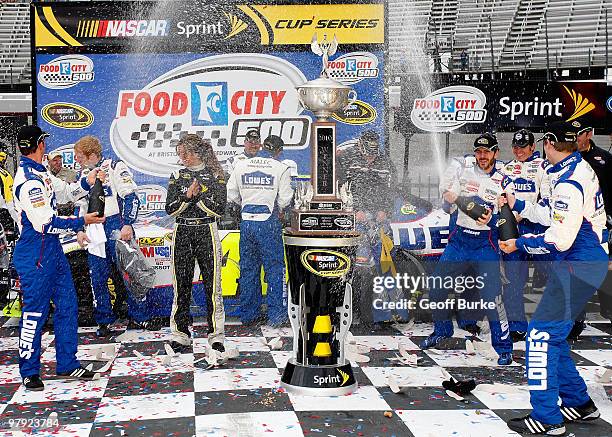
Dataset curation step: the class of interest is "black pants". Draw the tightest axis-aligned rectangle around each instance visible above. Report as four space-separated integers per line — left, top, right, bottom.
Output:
170 221 225 345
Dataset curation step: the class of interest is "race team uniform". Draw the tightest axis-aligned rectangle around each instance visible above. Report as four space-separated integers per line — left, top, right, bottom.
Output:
500 152 550 332
77 158 146 326
440 159 506 332
13 156 90 378
166 164 226 346
428 155 513 356
0 167 17 309
227 151 293 325
511 152 607 426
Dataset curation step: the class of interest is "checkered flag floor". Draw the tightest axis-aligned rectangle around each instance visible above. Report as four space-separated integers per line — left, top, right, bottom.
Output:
0 295 610 436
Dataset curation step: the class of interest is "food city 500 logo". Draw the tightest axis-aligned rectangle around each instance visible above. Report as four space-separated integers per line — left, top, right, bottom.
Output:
325 52 379 85
137 185 167 218
410 85 488 132
38 55 95 89
110 54 309 177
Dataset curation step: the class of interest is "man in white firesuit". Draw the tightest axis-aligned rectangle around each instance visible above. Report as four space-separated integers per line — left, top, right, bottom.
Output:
502 122 607 435
73 136 156 337
500 129 550 341
421 133 513 365
227 135 293 326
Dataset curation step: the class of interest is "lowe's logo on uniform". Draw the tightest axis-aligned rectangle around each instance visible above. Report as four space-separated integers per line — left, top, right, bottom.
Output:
514 180 535 192
242 171 274 186
191 82 228 126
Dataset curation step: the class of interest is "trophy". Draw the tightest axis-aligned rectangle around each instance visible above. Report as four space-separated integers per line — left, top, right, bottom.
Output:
281 35 360 396
289 34 358 235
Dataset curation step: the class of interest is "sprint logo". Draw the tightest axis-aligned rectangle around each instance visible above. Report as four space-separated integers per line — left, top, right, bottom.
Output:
563 85 595 122
337 368 350 386
313 369 350 386
223 12 247 39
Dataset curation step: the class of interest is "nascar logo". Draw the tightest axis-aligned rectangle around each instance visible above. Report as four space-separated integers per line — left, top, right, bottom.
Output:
76 20 169 38
411 86 488 133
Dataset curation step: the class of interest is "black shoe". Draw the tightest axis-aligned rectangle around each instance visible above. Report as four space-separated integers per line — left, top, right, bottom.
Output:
169 341 191 354
58 366 96 381
560 399 600 422
96 324 111 337
23 375 44 391
511 331 527 342
507 414 566 435
128 318 162 331
211 342 225 353
567 320 586 340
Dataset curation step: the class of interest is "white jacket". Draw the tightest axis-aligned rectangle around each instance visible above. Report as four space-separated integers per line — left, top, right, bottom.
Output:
500 152 551 205
515 152 607 258
440 155 512 232
227 153 293 221
77 158 139 222
13 157 89 234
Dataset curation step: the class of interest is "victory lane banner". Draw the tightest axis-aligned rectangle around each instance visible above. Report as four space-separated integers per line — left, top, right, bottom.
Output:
33 0 386 186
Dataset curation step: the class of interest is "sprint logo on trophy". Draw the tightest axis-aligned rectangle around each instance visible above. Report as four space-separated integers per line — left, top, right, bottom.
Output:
289 34 358 235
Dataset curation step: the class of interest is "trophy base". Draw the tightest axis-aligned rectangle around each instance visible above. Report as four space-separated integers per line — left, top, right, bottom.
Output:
280 359 357 396
288 209 357 235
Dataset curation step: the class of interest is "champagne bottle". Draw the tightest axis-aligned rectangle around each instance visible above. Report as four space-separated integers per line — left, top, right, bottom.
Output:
455 196 488 221
88 179 105 217
497 195 519 240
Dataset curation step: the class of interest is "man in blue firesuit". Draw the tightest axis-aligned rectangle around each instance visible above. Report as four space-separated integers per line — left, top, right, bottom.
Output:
502 122 607 435
227 135 293 326
13 125 105 390
73 136 156 337
420 133 513 366
500 129 550 341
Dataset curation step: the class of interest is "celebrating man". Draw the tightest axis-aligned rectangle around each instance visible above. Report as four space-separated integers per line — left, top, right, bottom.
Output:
502 122 607 435
13 125 104 390
73 135 156 336
420 133 513 366
227 135 293 326
224 129 262 175
500 129 550 341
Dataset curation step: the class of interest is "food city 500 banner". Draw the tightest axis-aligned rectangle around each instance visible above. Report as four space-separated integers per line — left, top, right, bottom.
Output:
32 0 386 314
